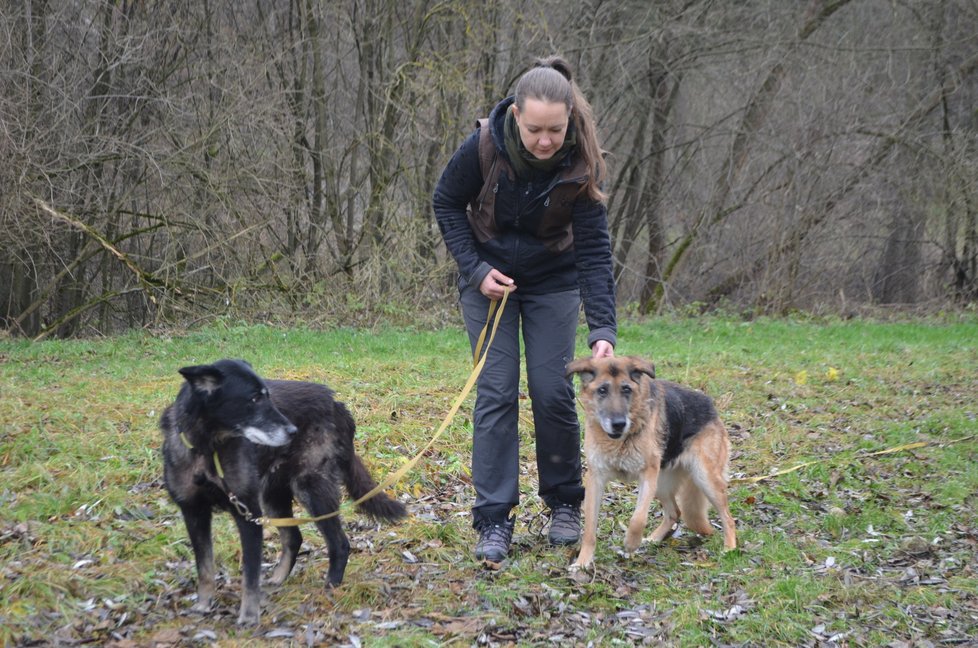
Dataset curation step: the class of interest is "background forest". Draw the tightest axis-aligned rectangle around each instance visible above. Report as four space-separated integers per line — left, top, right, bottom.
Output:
2 0 977 338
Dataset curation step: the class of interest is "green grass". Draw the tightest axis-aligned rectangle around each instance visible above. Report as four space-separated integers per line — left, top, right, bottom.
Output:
1 314 976 645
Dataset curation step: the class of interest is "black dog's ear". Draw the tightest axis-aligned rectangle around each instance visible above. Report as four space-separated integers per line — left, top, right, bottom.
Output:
178 364 224 395
627 356 656 382
565 358 596 385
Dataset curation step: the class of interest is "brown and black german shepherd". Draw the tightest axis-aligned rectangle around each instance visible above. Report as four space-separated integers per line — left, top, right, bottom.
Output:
565 356 736 568
161 359 407 625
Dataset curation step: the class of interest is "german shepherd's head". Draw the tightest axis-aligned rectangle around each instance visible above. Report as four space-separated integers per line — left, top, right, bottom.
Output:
566 356 656 440
178 359 298 447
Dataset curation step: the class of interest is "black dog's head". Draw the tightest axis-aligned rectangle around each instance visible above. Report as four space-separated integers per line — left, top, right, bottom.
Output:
178 359 297 447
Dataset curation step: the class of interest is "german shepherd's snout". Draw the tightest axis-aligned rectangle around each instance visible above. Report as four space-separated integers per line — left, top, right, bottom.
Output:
607 415 628 438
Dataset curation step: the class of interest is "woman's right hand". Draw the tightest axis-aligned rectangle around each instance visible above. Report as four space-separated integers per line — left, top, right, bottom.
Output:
480 268 516 300
591 340 614 358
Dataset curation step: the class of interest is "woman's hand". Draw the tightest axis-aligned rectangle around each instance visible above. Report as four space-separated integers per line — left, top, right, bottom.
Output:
480 269 516 300
591 340 614 358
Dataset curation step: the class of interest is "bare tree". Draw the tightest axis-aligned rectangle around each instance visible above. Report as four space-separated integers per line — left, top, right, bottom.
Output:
2 0 976 338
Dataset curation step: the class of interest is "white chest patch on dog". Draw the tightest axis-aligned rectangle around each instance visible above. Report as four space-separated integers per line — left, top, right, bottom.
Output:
588 449 645 480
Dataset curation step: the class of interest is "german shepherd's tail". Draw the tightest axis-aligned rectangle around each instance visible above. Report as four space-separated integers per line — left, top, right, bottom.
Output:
336 402 408 523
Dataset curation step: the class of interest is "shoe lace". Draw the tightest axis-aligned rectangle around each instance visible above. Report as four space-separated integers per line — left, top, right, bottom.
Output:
479 522 513 545
550 505 580 527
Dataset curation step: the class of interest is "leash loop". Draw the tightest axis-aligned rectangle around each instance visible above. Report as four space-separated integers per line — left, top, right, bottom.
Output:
228 491 261 525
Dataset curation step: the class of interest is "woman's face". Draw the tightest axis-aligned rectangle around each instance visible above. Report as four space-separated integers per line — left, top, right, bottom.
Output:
513 98 569 160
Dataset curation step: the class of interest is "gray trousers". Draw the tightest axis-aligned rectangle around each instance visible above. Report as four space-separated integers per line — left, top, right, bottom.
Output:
459 281 584 527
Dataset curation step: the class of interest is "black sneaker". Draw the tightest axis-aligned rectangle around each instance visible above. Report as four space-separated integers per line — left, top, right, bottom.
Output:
548 504 581 546
474 518 515 564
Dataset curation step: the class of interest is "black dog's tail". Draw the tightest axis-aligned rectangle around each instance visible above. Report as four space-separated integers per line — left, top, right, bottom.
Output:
336 402 408 523
347 454 408 523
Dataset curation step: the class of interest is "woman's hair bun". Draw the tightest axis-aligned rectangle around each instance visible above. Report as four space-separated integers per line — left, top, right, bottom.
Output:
535 56 573 83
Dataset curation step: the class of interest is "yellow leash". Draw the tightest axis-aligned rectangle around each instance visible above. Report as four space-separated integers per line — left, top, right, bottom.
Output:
472 298 500 366
258 290 510 528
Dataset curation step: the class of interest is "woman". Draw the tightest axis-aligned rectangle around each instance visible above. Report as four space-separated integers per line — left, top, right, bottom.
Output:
433 56 616 564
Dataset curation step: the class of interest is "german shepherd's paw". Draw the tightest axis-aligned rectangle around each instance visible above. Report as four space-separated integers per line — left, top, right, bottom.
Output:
567 561 594 584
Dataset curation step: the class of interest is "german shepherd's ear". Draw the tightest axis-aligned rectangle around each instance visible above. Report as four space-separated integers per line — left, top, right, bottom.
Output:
627 356 656 382
565 358 596 385
178 364 224 395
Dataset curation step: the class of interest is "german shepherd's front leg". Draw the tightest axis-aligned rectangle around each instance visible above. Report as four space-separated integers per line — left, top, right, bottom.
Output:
572 468 606 569
232 512 264 625
625 465 659 553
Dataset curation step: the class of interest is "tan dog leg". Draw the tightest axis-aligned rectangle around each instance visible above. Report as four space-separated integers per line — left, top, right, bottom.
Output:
686 425 737 550
649 498 679 543
649 468 682 542
703 477 737 550
676 475 713 537
690 463 737 550
625 465 659 552
572 469 605 569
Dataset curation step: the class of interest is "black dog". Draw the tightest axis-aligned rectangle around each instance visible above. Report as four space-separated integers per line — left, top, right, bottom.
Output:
160 359 407 625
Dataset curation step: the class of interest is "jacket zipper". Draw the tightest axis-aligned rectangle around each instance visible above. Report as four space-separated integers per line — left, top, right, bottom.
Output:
529 173 587 211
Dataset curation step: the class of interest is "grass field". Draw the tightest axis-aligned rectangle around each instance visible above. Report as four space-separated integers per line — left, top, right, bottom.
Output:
1 313 976 646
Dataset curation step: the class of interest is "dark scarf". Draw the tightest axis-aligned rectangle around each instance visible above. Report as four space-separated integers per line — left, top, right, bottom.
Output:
503 104 576 180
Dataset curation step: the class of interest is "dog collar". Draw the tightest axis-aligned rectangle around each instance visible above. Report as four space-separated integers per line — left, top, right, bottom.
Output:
178 432 225 478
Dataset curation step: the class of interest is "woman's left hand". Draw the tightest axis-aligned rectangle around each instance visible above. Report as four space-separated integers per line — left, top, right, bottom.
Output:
591 340 614 358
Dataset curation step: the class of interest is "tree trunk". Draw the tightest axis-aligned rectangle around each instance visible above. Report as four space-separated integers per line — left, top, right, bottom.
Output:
654 0 853 310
